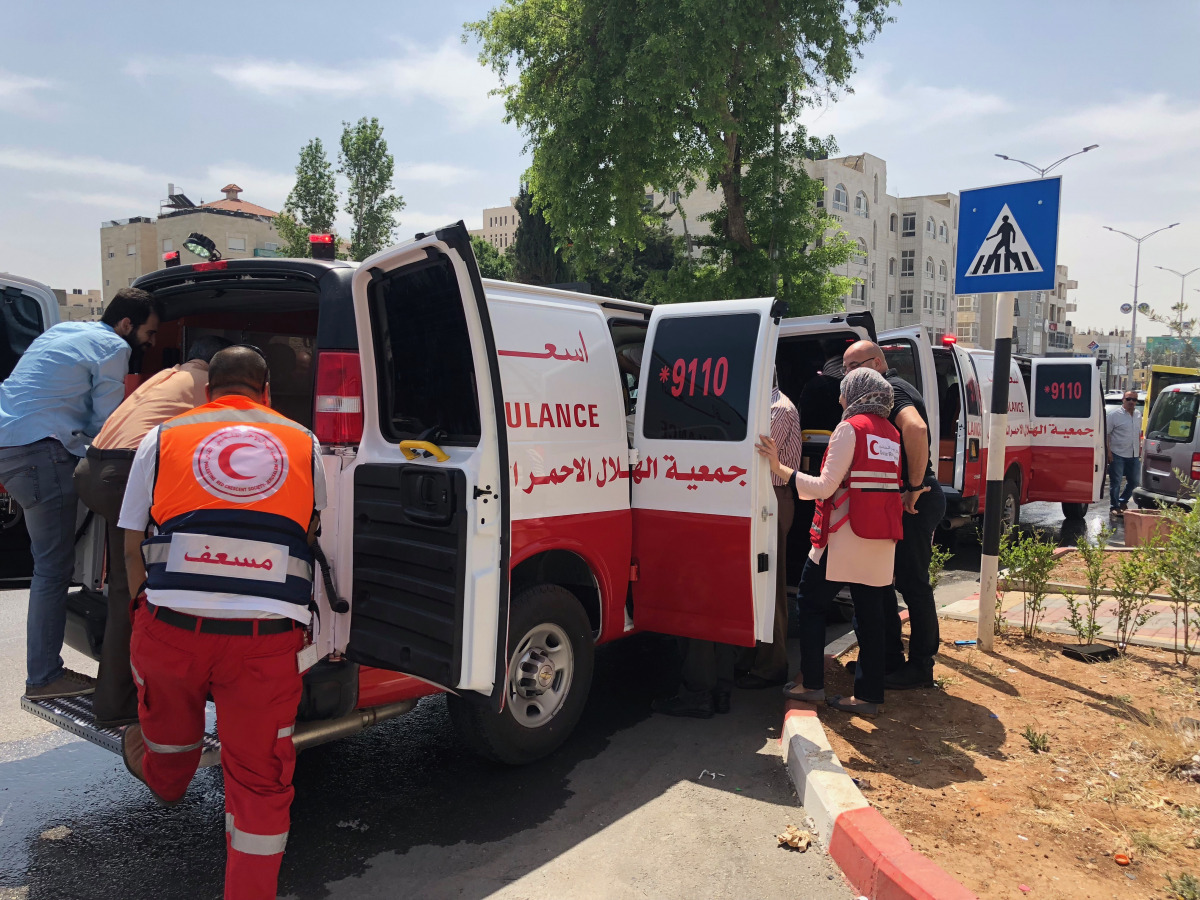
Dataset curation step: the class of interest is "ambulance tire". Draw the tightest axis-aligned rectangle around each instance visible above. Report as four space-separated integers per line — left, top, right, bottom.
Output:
1061 502 1088 520
447 584 595 766
1001 477 1021 530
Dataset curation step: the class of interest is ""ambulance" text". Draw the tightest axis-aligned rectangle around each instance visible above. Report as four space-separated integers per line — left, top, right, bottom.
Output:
506 402 600 429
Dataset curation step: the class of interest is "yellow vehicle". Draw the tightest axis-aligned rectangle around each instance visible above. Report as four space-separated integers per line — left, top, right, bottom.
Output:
1145 365 1200 433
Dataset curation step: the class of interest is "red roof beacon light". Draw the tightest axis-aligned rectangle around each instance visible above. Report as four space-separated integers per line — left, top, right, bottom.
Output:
942 334 958 345
162 251 181 267
309 233 336 261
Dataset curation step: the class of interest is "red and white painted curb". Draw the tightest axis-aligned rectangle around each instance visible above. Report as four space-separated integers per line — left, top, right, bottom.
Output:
782 701 978 900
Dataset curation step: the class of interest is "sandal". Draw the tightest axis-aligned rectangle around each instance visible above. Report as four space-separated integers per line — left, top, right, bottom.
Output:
826 694 882 717
782 683 825 702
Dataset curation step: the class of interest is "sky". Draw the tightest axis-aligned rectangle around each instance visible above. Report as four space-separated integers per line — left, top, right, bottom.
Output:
1 0 1197 335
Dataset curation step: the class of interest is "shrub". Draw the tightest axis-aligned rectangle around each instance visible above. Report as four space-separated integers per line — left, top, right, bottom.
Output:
928 543 954 591
1003 532 1059 639
1159 501 1200 665
1021 724 1050 753
1112 539 1163 654
1066 524 1114 645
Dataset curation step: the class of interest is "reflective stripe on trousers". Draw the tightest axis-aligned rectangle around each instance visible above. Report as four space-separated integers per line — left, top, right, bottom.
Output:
226 812 288 856
142 733 203 754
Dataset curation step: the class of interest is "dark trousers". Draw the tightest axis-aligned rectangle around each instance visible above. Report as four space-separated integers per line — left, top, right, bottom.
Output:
679 639 736 703
795 551 891 705
1108 455 1139 508
74 454 138 723
884 482 946 675
747 485 795 680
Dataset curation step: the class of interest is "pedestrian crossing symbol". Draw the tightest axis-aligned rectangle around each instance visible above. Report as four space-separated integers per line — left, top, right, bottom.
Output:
966 205 1042 277
955 177 1060 293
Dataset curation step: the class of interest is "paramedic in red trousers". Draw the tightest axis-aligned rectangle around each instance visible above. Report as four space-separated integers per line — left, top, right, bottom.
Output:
756 367 903 715
841 340 946 690
736 373 802 688
118 345 325 900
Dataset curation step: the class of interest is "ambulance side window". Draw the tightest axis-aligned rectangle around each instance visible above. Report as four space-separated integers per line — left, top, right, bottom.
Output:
881 339 921 392
368 256 482 445
0 288 45 383
1033 363 1092 419
642 313 759 442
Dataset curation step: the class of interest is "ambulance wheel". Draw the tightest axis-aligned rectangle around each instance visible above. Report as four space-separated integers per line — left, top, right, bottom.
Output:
1061 502 1088 520
1001 477 1021 530
448 584 595 766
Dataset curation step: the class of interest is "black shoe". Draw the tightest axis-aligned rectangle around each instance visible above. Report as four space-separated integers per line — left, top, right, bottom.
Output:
884 665 935 691
713 691 731 714
95 714 139 730
735 673 787 689
653 694 714 719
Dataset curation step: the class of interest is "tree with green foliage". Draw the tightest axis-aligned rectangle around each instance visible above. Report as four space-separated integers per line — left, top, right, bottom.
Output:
467 0 893 313
276 137 340 258
470 235 514 280
572 208 686 304
338 117 406 261
510 184 572 286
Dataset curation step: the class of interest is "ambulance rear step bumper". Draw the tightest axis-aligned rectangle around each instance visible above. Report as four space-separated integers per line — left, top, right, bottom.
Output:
20 694 417 766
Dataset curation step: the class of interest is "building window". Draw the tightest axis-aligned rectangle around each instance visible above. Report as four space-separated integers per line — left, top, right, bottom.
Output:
851 282 866 305
873 173 879 203
162 239 173 253
870 263 876 289
939 221 948 243
228 237 246 252
126 243 136 256
872 220 877 250
901 213 915 237
854 191 869 217
923 290 934 312
926 216 936 237
924 256 934 279
127 277 135 286
957 323 979 343
926 327 935 342
887 294 895 313
889 213 897 233
815 179 825 208
888 257 896 276
832 183 849 212
643 193 654 210
900 290 914 314
107 247 114 259
937 292 947 313
104 279 110 286
901 250 914 276
939 260 947 282
958 295 978 311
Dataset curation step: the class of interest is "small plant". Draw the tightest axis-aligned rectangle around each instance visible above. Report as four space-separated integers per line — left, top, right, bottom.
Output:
1004 532 1059 638
1067 524 1114 644
1159 499 1200 665
995 530 1018 634
928 542 954 591
1177 805 1200 821
1166 872 1200 900
1021 724 1050 753
1112 539 1163 654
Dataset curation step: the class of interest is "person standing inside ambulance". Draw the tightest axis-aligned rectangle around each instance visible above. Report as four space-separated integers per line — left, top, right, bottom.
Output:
117 346 325 900
756 368 903 716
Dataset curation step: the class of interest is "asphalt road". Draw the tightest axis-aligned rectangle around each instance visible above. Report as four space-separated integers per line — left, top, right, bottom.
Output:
0 593 853 900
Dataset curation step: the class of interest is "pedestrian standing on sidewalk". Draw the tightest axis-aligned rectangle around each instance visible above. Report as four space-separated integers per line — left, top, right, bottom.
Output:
0 289 160 701
737 372 802 689
119 345 325 900
1106 391 1141 517
756 368 904 716
73 335 231 727
841 340 947 691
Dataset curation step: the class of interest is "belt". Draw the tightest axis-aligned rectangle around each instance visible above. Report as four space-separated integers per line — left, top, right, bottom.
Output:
148 602 300 636
87 446 137 460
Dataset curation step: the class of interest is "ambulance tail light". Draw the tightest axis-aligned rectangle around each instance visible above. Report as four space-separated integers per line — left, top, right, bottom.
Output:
314 352 363 444
1191 453 1200 480
192 260 228 272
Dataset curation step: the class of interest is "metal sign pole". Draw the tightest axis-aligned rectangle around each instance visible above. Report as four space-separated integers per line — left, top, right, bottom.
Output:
977 291 1016 649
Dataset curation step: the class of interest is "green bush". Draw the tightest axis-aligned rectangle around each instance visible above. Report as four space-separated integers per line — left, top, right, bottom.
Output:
1159 501 1200 665
1003 532 1059 638
928 543 954 591
1067 524 1114 645
1112 539 1163 654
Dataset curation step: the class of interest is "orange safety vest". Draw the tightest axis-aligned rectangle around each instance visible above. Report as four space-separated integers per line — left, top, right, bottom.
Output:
140 395 318 609
809 413 904 550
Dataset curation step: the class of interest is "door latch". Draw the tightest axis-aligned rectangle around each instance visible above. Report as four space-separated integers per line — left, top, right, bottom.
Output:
761 506 770 522
473 485 495 500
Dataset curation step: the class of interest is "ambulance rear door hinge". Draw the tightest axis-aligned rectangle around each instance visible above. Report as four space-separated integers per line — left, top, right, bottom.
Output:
757 553 770 573
629 563 639 582
628 448 640 466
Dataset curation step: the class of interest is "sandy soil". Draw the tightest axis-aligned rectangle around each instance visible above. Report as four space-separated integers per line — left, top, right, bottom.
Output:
822 618 1200 899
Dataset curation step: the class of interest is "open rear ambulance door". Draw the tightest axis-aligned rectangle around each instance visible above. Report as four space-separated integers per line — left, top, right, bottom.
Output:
878 325 940 453
630 298 780 646
1026 359 1103 503
345 223 509 702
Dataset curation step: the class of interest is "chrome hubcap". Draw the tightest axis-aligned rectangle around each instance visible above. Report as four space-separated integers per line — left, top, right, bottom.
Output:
508 623 573 729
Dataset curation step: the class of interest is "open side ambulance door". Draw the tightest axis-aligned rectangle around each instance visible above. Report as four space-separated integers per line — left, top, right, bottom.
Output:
1026 358 1103 503
954 346 985 500
344 223 509 701
630 298 780 646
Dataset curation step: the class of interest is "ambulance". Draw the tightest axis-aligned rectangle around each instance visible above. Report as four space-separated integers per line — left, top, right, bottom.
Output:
23 222 1102 768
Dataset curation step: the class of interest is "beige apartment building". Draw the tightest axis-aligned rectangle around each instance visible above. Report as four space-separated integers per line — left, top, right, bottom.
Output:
100 184 280 302
955 263 1078 356
54 288 105 322
476 200 518 252
649 153 960 341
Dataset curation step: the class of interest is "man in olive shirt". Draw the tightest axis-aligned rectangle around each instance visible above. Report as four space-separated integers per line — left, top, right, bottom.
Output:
74 335 230 726
843 341 946 690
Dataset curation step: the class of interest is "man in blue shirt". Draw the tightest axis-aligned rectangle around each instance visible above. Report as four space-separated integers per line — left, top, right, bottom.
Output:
0 288 161 700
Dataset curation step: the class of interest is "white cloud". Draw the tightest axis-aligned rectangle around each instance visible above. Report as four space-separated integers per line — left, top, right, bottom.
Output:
1022 93 1200 165
395 162 480 185
0 70 55 115
30 189 155 212
0 148 169 185
204 40 503 127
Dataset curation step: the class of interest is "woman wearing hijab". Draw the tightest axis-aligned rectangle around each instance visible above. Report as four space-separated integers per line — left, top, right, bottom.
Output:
756 368 904 716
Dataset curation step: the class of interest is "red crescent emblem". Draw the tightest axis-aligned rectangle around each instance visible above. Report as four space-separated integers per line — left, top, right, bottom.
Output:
216 443 256 480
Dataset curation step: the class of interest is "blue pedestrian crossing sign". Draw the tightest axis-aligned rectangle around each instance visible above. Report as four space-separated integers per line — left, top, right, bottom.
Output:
956 177 1060 293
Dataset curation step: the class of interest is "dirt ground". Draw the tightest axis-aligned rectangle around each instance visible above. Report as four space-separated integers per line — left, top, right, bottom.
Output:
1047 550 1169 595
823 618 1200 899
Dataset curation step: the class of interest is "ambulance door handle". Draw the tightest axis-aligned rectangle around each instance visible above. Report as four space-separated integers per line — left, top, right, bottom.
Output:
399 440 450 462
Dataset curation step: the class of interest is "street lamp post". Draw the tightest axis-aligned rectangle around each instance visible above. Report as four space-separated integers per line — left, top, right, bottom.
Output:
1105 224 1180 388
994 144 1099 179
1155 265 1200 363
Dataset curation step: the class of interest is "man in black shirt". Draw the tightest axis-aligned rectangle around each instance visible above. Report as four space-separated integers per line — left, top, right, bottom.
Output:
843 340 947 689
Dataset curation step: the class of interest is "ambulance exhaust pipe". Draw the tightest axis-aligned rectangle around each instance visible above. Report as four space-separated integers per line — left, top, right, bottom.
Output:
292 700 417 753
